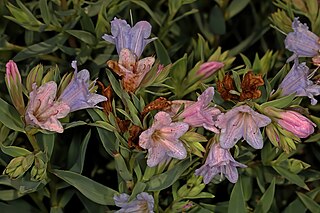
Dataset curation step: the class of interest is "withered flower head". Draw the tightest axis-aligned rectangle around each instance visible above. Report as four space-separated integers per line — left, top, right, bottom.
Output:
97 81 113 115
239 71 264 101
217 74 238 101
141 97 170 118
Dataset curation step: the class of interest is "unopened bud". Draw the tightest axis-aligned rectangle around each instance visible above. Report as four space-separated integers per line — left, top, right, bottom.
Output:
26 64 43 92
42 65 60 84
3 155 34 179
5 60 25 115
196 61 224 79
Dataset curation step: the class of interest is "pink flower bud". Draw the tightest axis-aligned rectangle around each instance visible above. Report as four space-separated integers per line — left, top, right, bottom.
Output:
196 61 224 78
6 60 22 89
5 60 25 115
278 110 315 138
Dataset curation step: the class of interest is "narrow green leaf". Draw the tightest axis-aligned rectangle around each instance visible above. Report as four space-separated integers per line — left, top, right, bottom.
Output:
0 98 24 132
228 176 247 213
209 6 226 35
0 144 31 157
36 133 55 159
114 153 133 181
39 0 52 25
297 192 320 213
226 0 250 20
146 158 197 191
130 0 162 26
254 178 275 213
284 187 320 213
154 39 171 65
65 30 97 45
70 130 91 173
261 93 296 109
272 165 309 190
52 169 117 205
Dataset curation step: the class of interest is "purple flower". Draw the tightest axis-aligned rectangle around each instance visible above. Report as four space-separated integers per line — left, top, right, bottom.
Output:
58 61 107 112
114 192 154 213
25 82 70 133
196 61 224 78
177 87 221 133
139 111 189 167
215 105 271 149
195 143 246 184
279 60 320 105
285 17 320 62
102 18 156 58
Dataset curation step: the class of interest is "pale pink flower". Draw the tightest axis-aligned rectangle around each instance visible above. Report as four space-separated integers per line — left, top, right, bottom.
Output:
139 111 189 167
25 82 70 133
216 105 271 149
195 143 246 183
177 87 221 133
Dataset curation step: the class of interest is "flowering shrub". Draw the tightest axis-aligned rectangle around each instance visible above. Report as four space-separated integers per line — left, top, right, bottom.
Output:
1 0 320 212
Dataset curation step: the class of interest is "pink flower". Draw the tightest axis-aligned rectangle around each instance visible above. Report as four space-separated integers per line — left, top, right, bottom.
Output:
196 61 224 78
108 48 155 92
195 143 246 183
177 87 221 133
139 111 189 167
5 60 25 115
25 82 70 133
216 105 271 149
277 110 315 138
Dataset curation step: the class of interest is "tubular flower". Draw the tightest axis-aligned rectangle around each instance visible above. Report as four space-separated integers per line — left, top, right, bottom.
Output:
278 60 320 105
107 48 155 92
285 17 320 62
58 61 107 112
195 142 246 184
25 82 70 133
114 192 154 213
177 87 221 133
139 111 189 167
215 105 271 149
102 18 157 58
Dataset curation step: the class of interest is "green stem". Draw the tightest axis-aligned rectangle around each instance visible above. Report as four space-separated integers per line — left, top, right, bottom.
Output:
26 134 40 152
154 191 160 213
29 192 48 213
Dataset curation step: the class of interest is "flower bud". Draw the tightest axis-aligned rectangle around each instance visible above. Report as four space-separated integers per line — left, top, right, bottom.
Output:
30 152 47 181
277 110 315 138
265 123 280 147
196 61 224 79
3 155 34 179
42 65 60 84
26 64 43 92
5 60 25 115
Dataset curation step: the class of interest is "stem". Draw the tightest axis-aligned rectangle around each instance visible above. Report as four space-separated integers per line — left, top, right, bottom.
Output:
29 192 48 213
154 191 160 213
26 133 40 152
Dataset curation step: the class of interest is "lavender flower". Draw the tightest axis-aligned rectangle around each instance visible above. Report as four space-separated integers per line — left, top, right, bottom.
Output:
102 18 156 58
139 111 189 167
25 82 70 133
285 17 320 62
215 105 271 149
58 61 107 112
195 143 246 183
279 60 320 105
177 87 221 133
114 192 154 213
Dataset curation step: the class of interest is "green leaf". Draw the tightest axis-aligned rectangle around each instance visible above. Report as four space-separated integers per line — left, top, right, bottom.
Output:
0 144 32 157
226 0 250 20
297 192 320 213
154 39 171 65
13 33 68 61
209 6 226 35
284 187 320 213
64 121 87 130
0 98 24 132
114 153 133 181
261 93 296 109
171 54 188 83
254 178 275 213
65 30 97 45
52 169 117 205
39 0 52 25
130 0 162 26
36 133 55 159
272 165 309 190
146 158 197 191
228 176 247 213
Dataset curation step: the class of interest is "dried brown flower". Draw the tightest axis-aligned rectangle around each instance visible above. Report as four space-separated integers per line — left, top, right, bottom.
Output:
239 71 264 101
